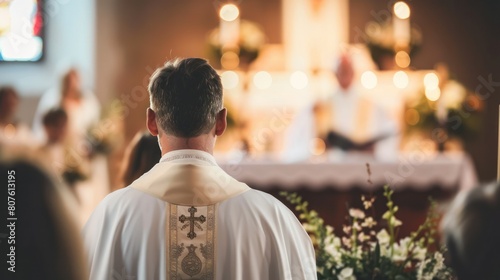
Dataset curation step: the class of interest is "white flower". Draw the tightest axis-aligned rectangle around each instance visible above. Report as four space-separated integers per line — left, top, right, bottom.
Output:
302 223 316 232
338 267 357 280
432 252 445 273
392 237 411 262
361 195 375 209
326 225 334 234
342 237 352 248
389 216 402 227
343 225 351 234
358 232 370 242
353 221 362 231
349 208 365 219
376 229 390 246
325 243 343 264
361 217 377 228
412 245 427 261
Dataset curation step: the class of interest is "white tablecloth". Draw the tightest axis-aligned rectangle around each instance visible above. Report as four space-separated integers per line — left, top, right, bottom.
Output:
219 152 478 191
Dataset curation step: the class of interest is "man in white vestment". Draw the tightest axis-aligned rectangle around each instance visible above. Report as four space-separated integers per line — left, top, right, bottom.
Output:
283 54 398 162
83 58 317 280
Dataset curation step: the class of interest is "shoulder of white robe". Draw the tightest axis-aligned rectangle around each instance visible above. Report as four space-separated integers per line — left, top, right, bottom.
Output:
130 162 250 206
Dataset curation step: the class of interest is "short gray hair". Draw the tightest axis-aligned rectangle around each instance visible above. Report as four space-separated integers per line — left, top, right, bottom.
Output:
148 58 223 138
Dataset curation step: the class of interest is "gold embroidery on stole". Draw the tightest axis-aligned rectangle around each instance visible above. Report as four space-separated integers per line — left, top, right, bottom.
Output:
167 204 216 279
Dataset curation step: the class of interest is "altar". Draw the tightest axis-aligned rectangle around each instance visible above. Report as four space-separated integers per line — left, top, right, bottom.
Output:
219 152 477 238
219 152 477 192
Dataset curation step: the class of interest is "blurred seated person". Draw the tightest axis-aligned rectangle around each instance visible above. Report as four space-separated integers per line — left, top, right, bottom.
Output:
441 182 500 279
37 108 69 176
0 160 87 280
0 86 36 156
315 54 398 150
33 68 100 144
283 54 398 162
120 131 161 187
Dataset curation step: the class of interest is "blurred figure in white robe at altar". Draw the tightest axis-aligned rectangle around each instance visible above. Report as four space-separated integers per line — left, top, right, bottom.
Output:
33 69 101 143
283 54 399 162
32 69 108 227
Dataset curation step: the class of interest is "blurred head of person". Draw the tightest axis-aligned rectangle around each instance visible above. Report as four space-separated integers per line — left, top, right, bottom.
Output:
42 108 68 144
0 160 87 280
335 54 355 91
0 86 20 124
146 58 226 153
441 182 500 280
121 131 161 187
61 69 82 100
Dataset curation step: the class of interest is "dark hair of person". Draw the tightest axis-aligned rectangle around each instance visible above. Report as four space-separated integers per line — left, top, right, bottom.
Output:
121 131 162 187
148 58 223 138
0 86 18 105
42 108 68 127
442 182 500 280
0 160 87 280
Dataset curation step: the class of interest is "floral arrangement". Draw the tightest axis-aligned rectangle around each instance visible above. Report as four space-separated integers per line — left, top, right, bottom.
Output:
208 20 266 69
86 99 124 156
61 146 90 187
406 80 483 147
282 186 455 280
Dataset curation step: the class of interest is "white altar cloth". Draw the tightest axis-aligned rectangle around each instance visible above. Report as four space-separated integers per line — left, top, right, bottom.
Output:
218 152 477 192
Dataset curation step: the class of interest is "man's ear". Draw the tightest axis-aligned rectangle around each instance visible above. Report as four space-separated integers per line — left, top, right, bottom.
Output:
146 108 159 136
215 108 227 136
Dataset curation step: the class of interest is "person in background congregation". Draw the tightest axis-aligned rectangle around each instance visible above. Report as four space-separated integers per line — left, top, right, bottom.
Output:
120 131 161 187
0 160 88 280
441 181 500 279
0 86 36 158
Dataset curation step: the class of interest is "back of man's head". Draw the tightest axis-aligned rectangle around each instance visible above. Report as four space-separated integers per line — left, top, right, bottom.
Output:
148 58 223 138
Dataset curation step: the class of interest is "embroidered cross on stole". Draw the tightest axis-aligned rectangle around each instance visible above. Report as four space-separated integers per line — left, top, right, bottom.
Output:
167 204 217 280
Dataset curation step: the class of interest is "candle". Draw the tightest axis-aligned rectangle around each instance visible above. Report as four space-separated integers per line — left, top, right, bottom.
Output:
219 4 240 48
393 1 411 50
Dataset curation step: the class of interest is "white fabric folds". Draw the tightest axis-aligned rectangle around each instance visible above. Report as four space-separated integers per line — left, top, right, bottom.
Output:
83 149 317 280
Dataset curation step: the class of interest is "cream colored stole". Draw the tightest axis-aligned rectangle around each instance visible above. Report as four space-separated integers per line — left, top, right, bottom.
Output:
131 151 249 279
314 96 373 143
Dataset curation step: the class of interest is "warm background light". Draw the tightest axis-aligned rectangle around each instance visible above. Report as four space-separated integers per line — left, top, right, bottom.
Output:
253 71 273 89
395 51 411 68
290 71 308 89
219 4 239 21
394 1 411 20
423 72 440 90
221 71 239 89
360 71 377 89
220 51 239 69
393 71 409 89
425 87 441 101
405 108 420 125
310 138 326 156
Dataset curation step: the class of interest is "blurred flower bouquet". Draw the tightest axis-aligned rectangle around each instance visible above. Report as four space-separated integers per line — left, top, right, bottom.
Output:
208 20 265 69
61 146 90 187
406 79 483 148
86 100 124 156
282 186 454 280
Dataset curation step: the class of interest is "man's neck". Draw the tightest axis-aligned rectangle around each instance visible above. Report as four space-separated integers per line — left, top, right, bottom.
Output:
158 133 215 156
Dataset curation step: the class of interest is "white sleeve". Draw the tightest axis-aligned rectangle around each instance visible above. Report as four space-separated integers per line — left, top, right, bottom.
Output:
82 196 124 280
